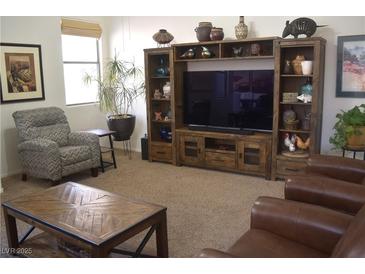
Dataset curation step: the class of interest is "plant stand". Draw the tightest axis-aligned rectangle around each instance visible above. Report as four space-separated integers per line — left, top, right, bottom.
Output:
342 145 365 160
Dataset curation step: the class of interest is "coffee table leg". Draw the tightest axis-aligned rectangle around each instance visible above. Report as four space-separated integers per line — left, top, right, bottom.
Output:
156 211 168 258
3 207 19 250
91 247 108 258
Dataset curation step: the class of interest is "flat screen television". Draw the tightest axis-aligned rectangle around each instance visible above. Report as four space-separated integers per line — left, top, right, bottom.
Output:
183 70 274 133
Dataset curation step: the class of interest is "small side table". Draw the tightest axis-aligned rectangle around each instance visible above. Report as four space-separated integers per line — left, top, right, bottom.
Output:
86 129 117 172
342 145 365 160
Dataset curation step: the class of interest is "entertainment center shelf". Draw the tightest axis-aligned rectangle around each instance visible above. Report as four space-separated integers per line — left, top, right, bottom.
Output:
144 37 326 180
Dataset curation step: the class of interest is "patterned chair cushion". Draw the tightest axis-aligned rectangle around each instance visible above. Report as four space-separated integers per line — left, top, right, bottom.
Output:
27 124 70 146
59 146 91 166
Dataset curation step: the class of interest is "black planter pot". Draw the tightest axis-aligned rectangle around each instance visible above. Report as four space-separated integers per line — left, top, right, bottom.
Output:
106 114 136 141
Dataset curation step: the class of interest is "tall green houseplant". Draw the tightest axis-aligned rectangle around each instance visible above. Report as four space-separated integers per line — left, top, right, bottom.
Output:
329 104 365 149
84 53 145 141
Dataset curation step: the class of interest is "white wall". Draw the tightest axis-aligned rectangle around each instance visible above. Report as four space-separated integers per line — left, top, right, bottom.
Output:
106 16 365 155
0 16 109 177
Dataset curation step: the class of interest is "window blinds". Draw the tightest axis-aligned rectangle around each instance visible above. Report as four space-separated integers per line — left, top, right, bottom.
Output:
61 18 102 39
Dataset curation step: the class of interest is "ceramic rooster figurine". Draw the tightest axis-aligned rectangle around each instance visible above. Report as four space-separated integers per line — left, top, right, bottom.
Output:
284 133 296 152
296 136 310 150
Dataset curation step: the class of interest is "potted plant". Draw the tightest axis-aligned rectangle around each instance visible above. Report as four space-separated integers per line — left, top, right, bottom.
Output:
329 104 365 149
84 53 145 141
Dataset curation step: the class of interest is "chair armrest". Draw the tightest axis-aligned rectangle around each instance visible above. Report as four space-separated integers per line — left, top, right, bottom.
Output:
306 155 365 184
251 197 352 254
69 132 100 167
285 175 365 215
196 248 235 258
18 138 59 152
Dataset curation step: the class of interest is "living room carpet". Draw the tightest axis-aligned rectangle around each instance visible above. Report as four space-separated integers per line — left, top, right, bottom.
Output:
0 150 283 258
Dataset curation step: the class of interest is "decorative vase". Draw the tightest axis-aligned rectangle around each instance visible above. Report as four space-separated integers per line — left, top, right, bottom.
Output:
152 29 174 46
155 57 169 77
163 82 171 99
301 78 313 96
283 60 293 74
195 22 212 42
235 16 248 40
210 27 224 41
292 55 305 75
301 60 313 75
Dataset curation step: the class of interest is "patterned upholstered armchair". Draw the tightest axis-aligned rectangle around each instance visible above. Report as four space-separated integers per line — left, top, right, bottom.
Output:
13 107 100 181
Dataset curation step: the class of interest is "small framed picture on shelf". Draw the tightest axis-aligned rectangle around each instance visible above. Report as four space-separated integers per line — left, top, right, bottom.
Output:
336 35 365 98
1 43 45 104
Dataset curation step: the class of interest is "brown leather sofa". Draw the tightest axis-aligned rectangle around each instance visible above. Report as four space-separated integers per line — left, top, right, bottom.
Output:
305 154 365 184
197 197 365 258
285 155 365 215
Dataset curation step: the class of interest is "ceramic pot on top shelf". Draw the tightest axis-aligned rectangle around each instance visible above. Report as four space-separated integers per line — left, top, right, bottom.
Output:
152 29 174 46
235 16 248 40
195 22 212 42
210 27 224 41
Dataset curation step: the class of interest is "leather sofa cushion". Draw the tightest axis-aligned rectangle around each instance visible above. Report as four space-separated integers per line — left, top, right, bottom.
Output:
227 229 327 258
60 146 91 166
331 205 365 257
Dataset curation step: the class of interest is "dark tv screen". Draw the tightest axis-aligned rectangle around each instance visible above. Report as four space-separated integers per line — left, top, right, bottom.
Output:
183 70 274 131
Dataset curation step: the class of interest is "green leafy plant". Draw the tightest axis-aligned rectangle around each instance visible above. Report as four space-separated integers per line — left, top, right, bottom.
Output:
84 53 145 117
329 104 365 149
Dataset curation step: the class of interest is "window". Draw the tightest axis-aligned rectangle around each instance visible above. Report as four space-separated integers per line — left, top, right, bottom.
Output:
61 34 100 105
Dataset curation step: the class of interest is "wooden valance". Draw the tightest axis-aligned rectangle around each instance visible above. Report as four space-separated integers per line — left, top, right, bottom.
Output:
61 18 102 39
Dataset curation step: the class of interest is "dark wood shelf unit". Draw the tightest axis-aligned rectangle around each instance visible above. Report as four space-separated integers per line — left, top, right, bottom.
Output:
173 36 278 62
272 37 326 179
144 48 175 164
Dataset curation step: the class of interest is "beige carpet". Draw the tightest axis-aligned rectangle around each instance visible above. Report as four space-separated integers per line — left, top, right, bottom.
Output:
0 150 284 258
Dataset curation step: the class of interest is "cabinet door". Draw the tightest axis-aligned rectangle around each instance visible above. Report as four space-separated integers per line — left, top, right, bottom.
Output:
237 141 266 173
179 135 204 165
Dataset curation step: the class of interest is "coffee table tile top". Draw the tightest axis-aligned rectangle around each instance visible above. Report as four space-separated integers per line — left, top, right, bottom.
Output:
2 182 166 245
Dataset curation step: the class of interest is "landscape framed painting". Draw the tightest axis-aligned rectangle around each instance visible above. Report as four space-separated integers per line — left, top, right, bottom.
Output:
0 43 45 103
336 35 365 98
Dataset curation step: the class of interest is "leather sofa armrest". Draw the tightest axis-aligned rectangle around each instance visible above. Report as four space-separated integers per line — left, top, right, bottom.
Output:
18 138 59 152
196 248 235 258
285 175 365 215
306 155 365 184
250 197 352 254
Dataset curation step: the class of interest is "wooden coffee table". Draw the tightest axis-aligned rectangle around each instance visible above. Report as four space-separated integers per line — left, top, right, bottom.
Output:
2 182 168 258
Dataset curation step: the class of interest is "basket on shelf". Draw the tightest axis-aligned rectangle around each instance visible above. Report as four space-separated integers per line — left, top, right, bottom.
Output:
283 119 299 130
282 92 298 103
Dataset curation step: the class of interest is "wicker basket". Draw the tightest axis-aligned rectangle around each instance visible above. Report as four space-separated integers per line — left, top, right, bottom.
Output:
284 119 299 130
282 92 298 103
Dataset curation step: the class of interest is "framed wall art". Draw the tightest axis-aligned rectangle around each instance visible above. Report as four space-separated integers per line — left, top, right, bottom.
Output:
0 43 45 103
336 35 365 98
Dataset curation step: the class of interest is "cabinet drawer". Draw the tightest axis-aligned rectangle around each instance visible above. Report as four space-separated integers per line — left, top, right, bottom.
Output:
151 144 172 162
276 160 306 176
205 152 236 169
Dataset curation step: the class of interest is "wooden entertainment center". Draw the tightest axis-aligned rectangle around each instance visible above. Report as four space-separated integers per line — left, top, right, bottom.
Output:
144 37 326 180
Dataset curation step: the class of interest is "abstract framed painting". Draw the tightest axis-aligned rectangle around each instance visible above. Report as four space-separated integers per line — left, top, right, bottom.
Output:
0 43 45 103
336 35 365 98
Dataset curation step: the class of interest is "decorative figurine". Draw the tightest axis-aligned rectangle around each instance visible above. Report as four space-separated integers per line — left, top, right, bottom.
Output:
251 43 261 56
283 60 293 74
164 116 169 121
154 111 162 121
232 47 243 57
180 48 196 59
282 17 327 38
154 89 162 99
235 16 248 40
296 136 310 150
152 29 174 47
297 93 312 103
201 46 214 58
163 82 171 99
302 112 311 130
